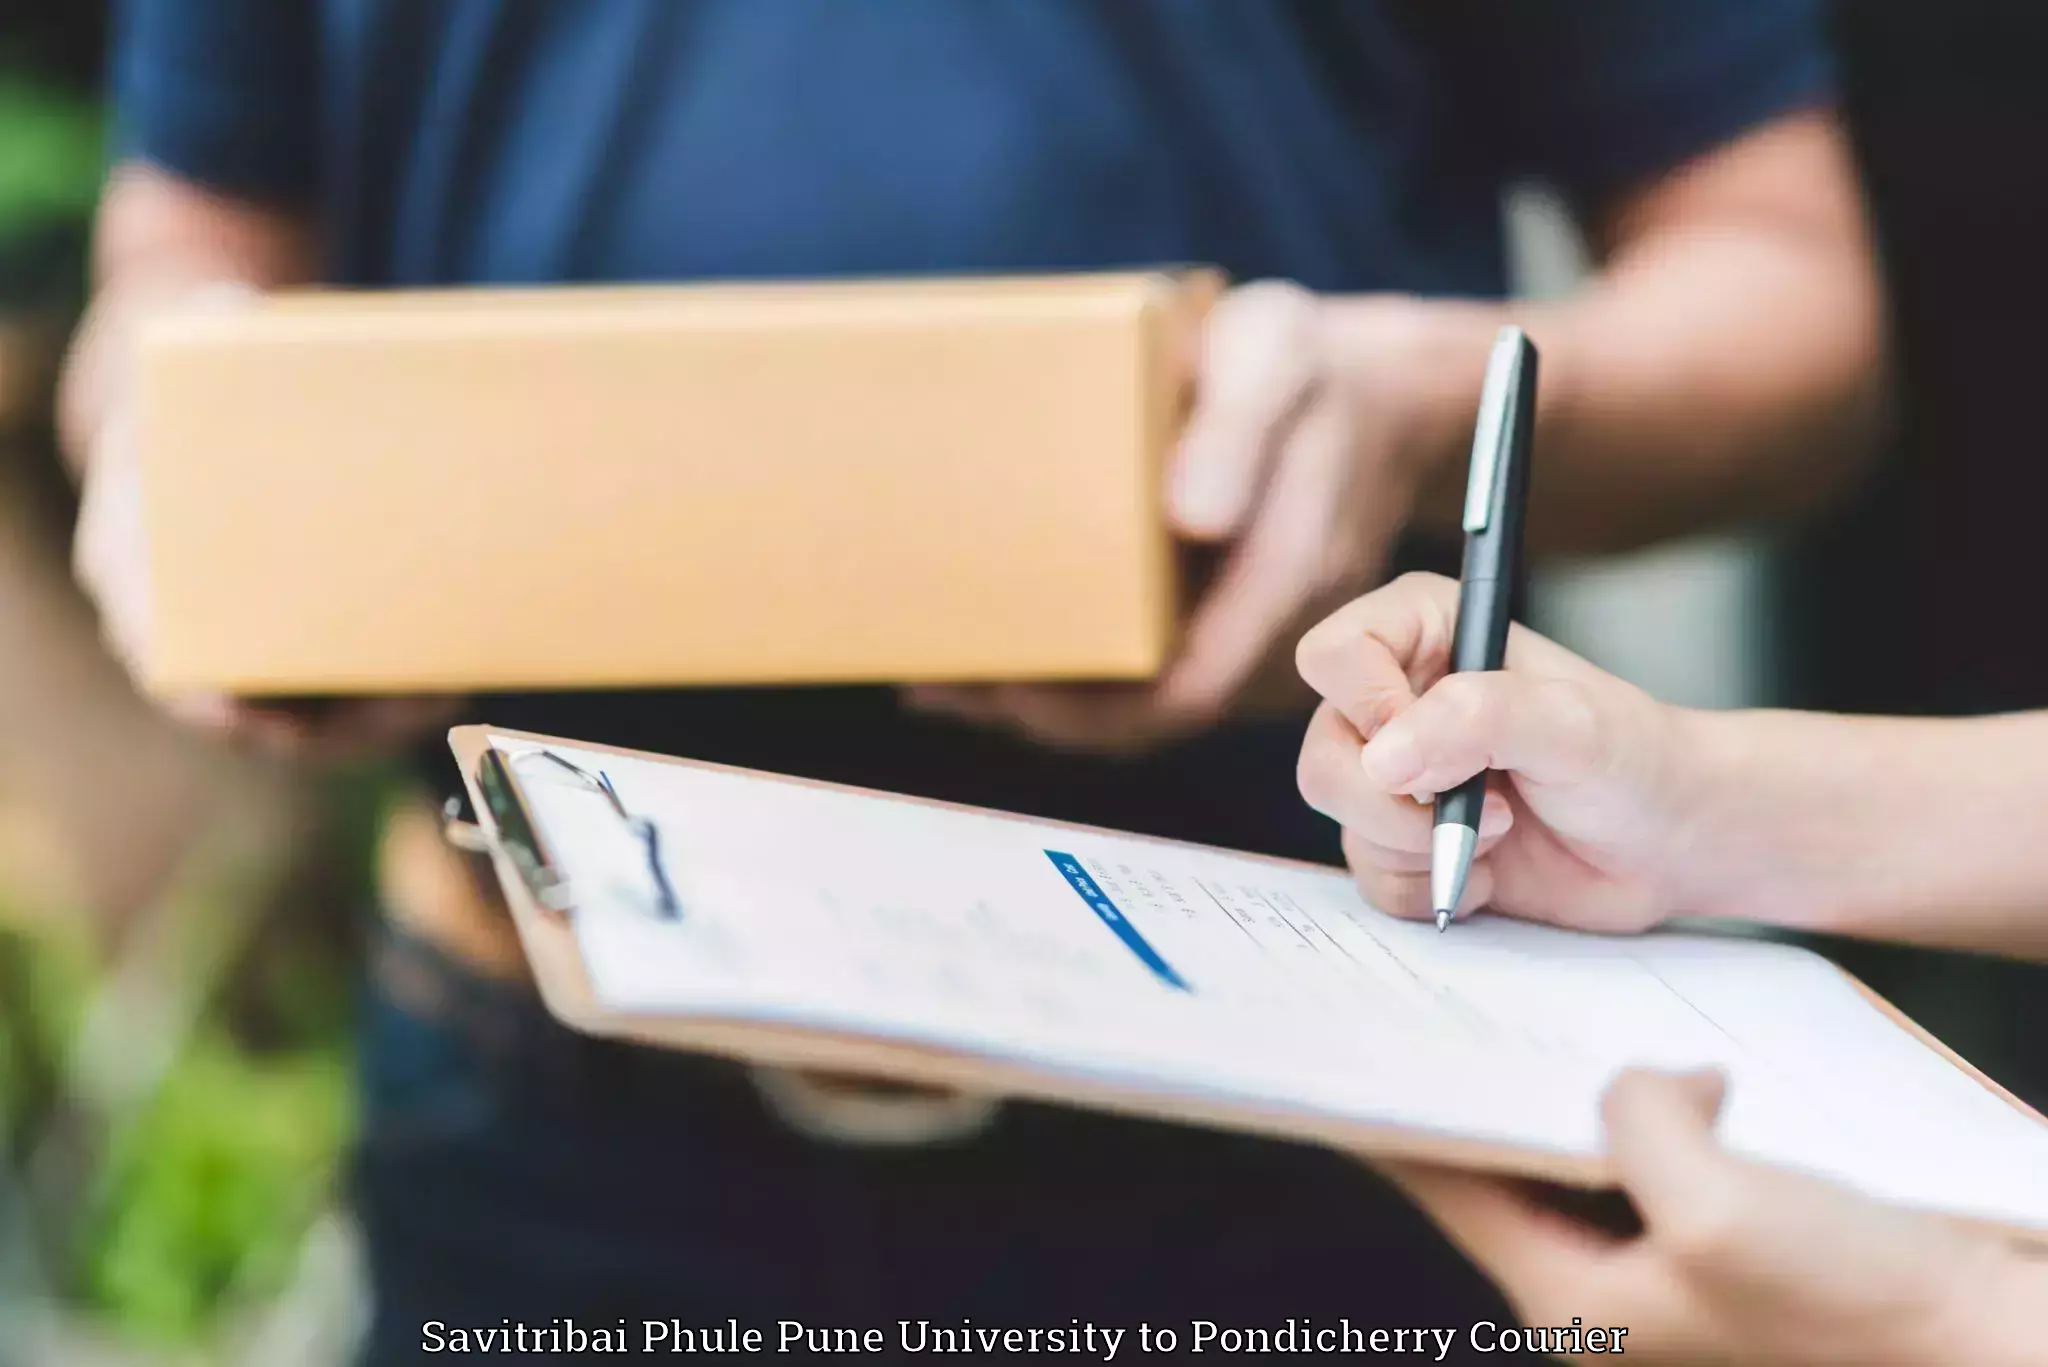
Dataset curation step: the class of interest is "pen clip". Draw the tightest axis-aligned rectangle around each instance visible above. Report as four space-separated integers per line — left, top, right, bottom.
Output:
1461 326 1529 534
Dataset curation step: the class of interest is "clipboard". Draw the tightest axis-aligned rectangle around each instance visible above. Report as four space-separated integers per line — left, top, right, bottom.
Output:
446 723 2048 1241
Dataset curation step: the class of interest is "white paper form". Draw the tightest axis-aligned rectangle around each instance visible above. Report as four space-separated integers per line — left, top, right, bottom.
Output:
501 737 2048 1233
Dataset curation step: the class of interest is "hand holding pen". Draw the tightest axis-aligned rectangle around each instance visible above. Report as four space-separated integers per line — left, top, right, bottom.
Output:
1296 325 1722 939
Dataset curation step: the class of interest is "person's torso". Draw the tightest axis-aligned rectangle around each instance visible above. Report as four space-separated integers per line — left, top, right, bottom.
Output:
315 0 1510 295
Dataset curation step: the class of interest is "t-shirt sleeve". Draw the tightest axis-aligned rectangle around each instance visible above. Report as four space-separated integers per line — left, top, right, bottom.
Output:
1404 0 1837 205
111 0 320 202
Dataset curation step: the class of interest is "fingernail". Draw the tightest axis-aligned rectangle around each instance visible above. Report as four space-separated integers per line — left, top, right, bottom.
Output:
1361 726 1419 788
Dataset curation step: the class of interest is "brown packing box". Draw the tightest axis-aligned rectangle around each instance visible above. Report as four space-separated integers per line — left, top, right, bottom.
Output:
136 270 1221 694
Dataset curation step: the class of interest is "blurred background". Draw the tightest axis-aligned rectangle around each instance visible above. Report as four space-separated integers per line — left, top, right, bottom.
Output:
3 1 2048 1362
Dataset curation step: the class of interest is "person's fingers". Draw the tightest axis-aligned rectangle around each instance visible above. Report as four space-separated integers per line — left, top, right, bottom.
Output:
924 683 1172 755
1299 573 1601 738
1154 394 1353 722
244 709 319 757
164 693 238 732
899 685 1007 726
1343 831 1496 921
1303 706 1516 856
162 695 460 762
156 696 310 757
1167 280 1321 540
1301 703 1519 838
1295 572 1458 735
1297 701 1378 819
72 416 151 671
293 696 464 762
900 685 970 710
339 695 464 746
72 282 264 670
1601 1069 1746 1254
382 695 464 728
1335 813 1511 877
905 683 1197 755
1339 831 1432 876
1358 671 1613 801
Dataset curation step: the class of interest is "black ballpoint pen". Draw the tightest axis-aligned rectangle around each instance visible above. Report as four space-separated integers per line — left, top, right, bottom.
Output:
1432 326 1538 931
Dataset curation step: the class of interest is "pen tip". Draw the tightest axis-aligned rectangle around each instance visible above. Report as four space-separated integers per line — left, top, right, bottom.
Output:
1435 909 1451 933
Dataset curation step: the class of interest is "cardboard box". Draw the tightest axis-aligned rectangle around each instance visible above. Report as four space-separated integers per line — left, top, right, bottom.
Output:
137 270 1218 694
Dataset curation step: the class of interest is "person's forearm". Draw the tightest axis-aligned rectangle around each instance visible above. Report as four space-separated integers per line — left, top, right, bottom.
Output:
1331 112 1884 555
1522 224 1880 552
1674 707 2048 961
58 161 318 471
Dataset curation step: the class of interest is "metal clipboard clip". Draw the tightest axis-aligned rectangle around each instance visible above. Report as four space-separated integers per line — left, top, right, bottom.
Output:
441 739 994 1147
442 746 682 921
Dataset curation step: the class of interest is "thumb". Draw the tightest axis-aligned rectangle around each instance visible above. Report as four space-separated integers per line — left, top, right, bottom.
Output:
73 412 153 668
1357 670 1612 797
1167 280 1321 540
1601 1068 1742 1238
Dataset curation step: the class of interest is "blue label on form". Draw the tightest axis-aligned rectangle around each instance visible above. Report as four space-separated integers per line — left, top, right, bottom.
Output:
1043 851 1189 992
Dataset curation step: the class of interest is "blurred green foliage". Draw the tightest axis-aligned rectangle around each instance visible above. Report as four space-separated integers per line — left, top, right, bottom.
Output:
71 759 386 1347
0 917 95 1157
78 1032 352 1345
1 912 358 1349
0 69 102 313
0 763 398 1347
0 72 104 236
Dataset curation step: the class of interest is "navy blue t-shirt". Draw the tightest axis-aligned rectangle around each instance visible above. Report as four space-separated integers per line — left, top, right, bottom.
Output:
114 0 1833 1329
120 0 1830 292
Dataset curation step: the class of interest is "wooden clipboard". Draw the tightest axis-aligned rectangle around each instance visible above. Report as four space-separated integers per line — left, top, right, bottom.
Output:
448 723 2048 1240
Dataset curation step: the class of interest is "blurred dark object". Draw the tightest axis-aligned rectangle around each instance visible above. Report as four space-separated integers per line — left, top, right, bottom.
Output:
1781 0 2048 1110
0 219 87 321
0 2 107 90
1789 0 2048 716
0 0 106 317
